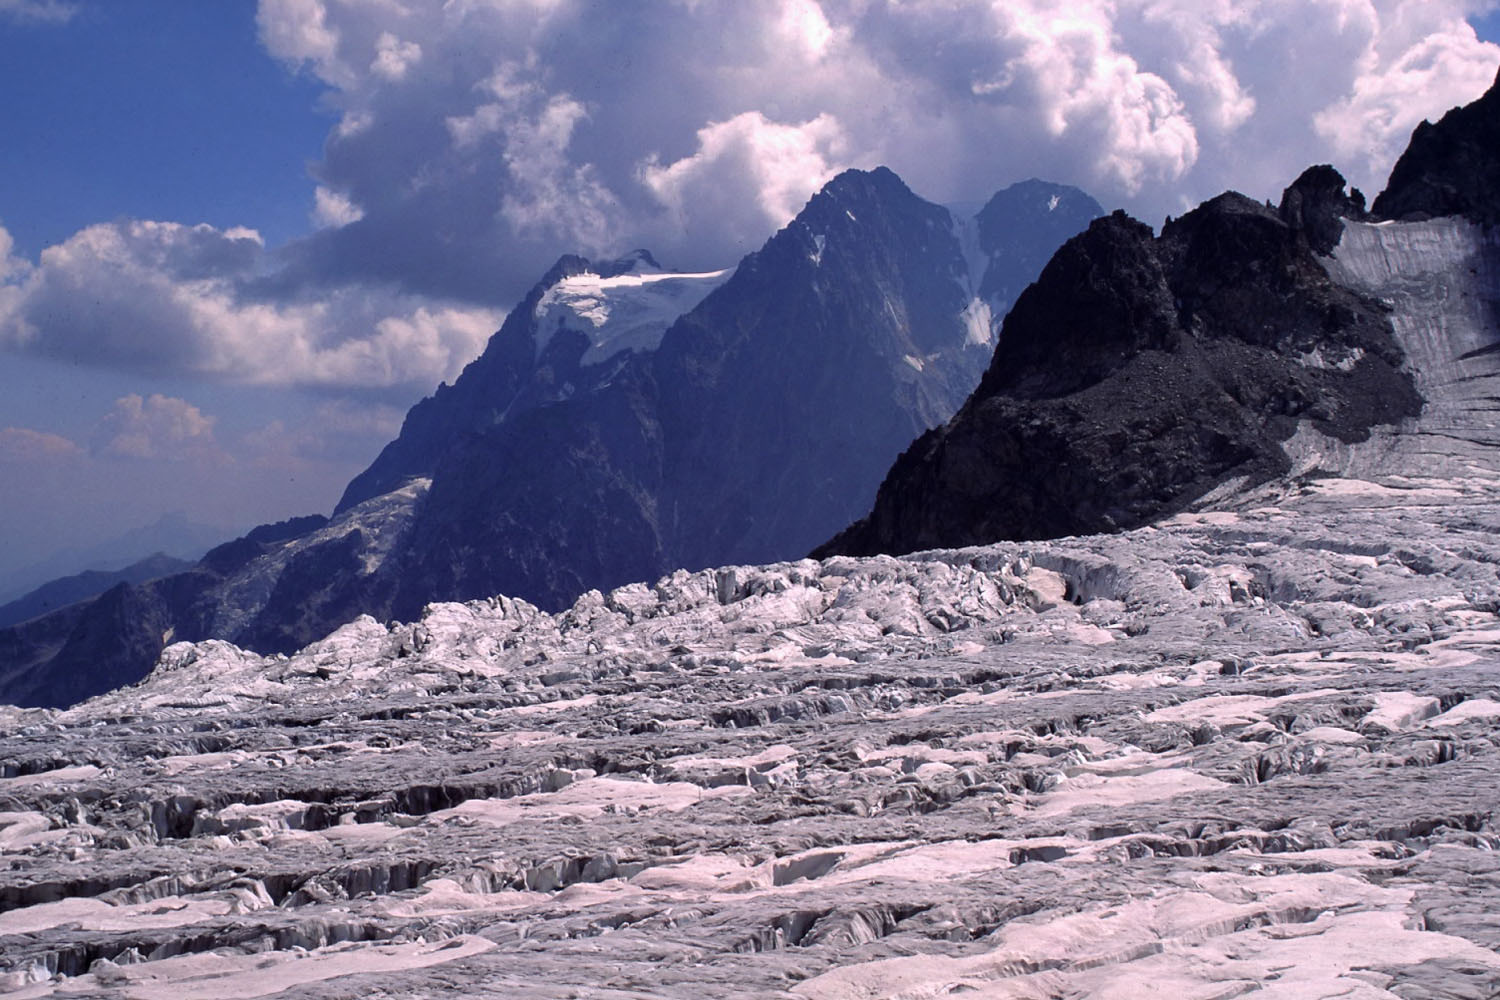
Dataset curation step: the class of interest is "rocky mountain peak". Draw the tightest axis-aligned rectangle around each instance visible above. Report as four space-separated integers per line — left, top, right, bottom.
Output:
976 209 1174 402
974 179 1106 306
598 248 662 275
538 252 592 286
807 165 911 209
1373 63 1500 224
820 163 1426 558
1277 164 1368 254
822 72 1500 564
0 168 1103 709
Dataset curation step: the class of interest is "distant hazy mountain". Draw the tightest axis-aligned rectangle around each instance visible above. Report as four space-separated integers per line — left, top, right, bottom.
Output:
0 553 192 628
0 171 1101 708
0 512 234 604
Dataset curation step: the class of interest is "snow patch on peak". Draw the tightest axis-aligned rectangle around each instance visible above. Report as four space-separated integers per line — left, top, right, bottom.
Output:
960 297 994 347
1048 194 1060 211
810 232 827 266
949 211 988 296
533 262 731 366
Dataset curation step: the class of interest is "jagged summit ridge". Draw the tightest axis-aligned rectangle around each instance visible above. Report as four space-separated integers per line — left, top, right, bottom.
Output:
1374 65 1500 224
818 70 1500 565
819 165 1423 558
386 166 1028 616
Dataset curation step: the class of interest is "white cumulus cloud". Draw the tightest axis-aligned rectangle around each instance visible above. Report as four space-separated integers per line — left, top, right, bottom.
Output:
1313 5 1500 184
312 185 364 228
371 31 421 81
0 219 500 391
241 0 1500 309
0 426 82 462
90 394 220 461
640 112 851 253
5 1 1498 394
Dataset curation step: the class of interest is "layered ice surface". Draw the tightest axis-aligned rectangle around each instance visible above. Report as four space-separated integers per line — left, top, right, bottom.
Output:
533 259 730 366
6 468 1500 997
1284 217 1500 482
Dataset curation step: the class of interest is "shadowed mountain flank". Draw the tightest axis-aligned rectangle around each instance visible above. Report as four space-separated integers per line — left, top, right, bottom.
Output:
1374 66 1500 224
0 173 1100 708
822 71 1500 562
818 169 1421 558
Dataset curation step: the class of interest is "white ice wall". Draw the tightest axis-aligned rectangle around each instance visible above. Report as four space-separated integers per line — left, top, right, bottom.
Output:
1284 217 1500 482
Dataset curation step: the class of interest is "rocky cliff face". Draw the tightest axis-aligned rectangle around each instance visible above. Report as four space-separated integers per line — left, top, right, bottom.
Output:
0 173 1100 709
372 169 1100 621
1373 66 1500 224
819 167 1422 557
820 73 1500 561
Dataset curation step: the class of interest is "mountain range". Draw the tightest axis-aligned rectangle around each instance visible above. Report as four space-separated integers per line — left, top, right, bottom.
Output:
0 176 1101 708
0 554 191 630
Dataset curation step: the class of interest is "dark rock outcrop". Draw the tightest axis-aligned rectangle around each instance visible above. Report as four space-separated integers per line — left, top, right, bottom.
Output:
818 171 1421 559
1374 67 1500 224
822 68 1500 562
1278 164 1368 254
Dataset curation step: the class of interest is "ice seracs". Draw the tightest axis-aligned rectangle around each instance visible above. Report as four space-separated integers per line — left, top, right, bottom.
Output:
3 462 1500 997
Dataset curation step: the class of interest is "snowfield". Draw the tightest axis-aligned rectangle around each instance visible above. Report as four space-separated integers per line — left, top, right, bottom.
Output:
532 259 731 366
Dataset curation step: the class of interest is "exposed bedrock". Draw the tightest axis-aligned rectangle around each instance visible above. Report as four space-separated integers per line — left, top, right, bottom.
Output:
0 173 1102 709
818 173 1424 558
822 69 1500 561
1374 65 1500 224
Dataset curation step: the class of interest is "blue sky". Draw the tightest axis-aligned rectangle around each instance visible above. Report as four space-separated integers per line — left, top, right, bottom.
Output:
1 0 1498 590
0 3 329 258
